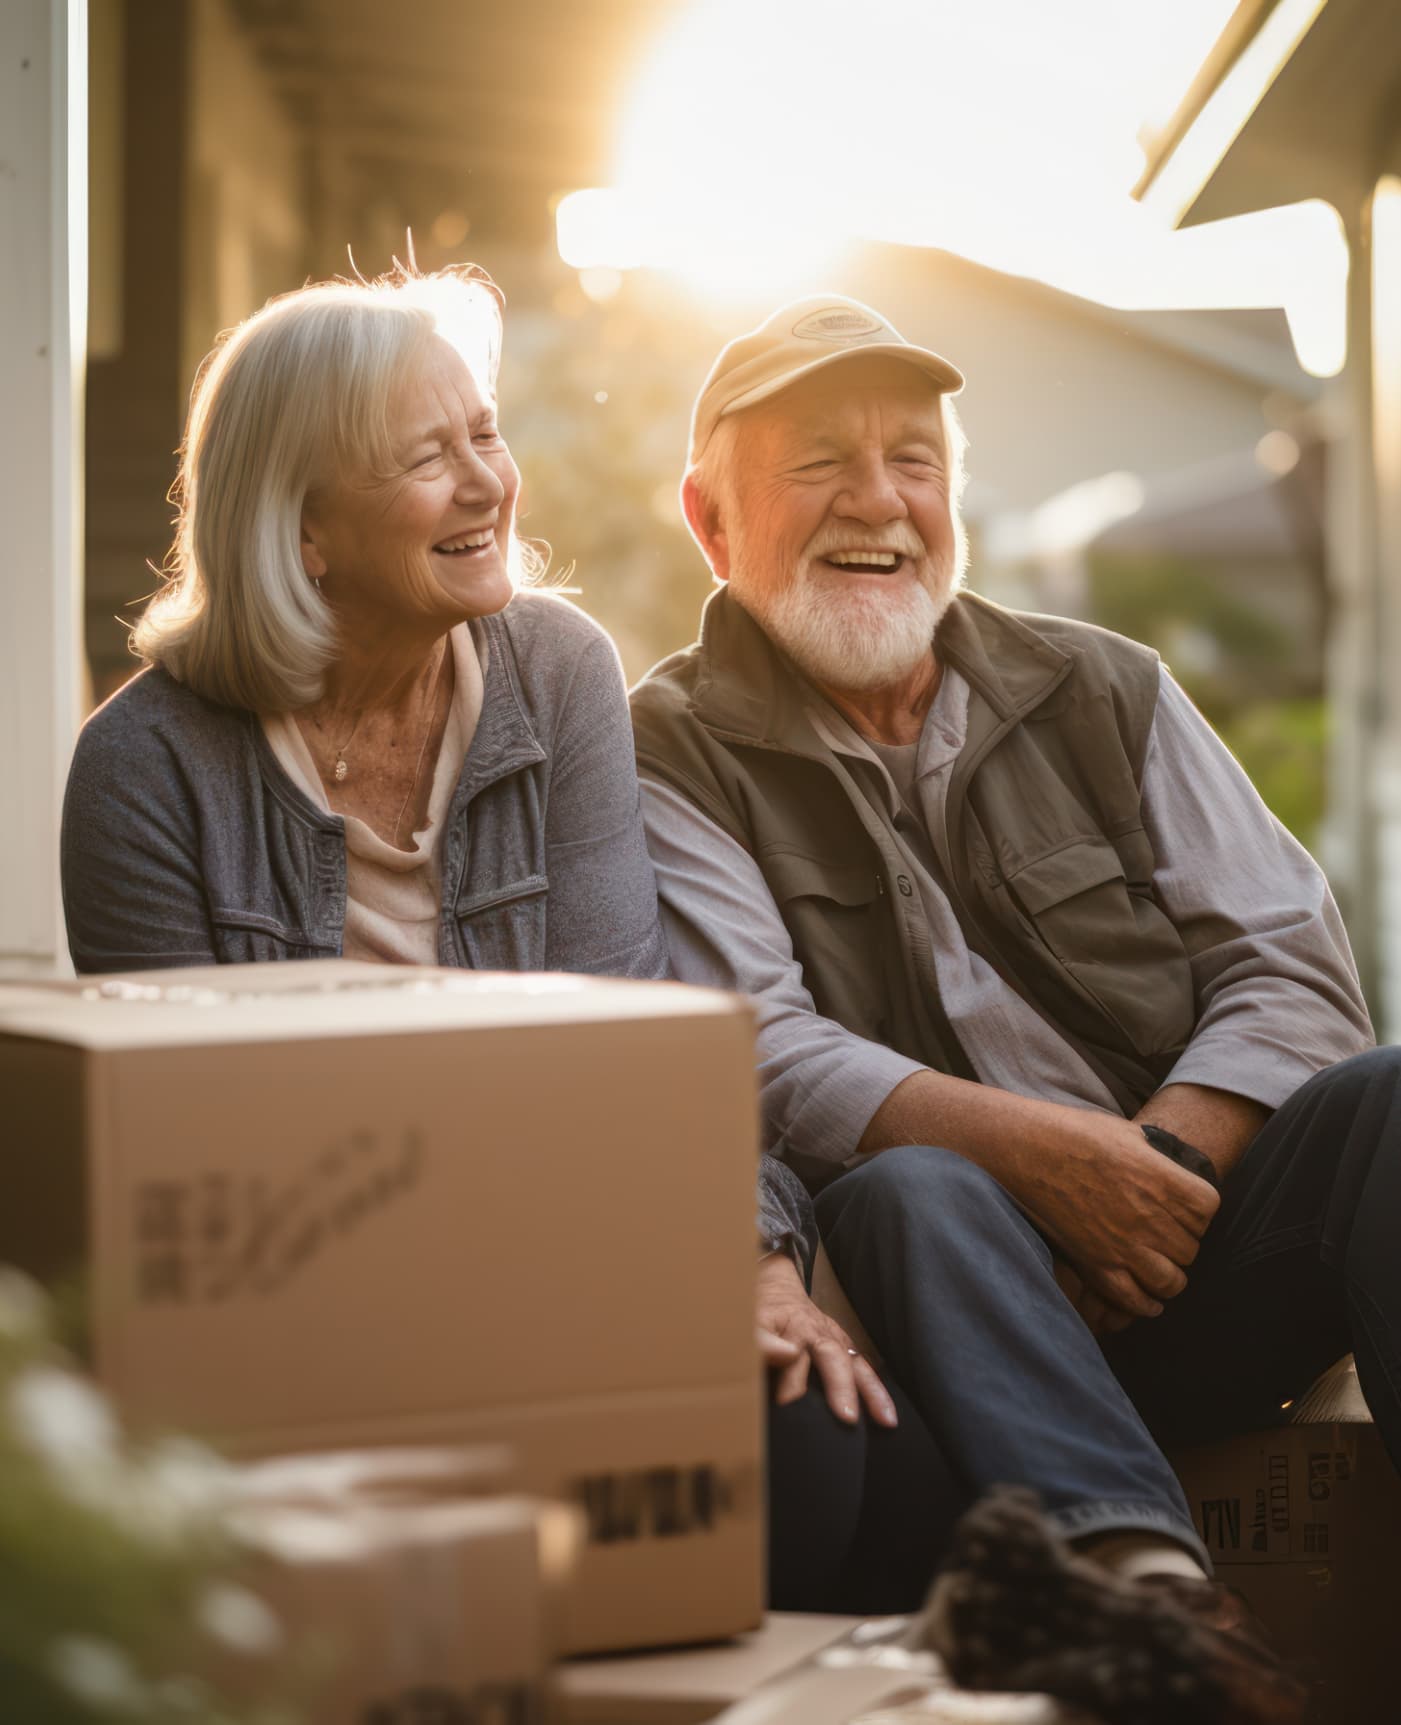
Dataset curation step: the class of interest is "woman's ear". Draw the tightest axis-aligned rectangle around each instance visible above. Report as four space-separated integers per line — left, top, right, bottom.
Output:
682 473 731 582
299 512 328 581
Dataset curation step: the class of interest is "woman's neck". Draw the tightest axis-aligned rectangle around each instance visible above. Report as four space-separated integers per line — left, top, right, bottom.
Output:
312 625 451 728
295 624 457 821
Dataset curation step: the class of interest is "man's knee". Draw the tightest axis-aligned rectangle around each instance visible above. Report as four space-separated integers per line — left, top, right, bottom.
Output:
1292 1044 1401 1116
816 1144 1018 1237
1332 1043 1401 1089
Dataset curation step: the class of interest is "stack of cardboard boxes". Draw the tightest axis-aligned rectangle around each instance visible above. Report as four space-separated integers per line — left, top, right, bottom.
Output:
0 961 767 1715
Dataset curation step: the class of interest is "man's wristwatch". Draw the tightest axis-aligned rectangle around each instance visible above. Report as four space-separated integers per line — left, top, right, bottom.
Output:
1140 1122 1220 1191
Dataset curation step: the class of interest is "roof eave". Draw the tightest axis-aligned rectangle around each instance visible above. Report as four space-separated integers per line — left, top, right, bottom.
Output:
1134 0 1330 228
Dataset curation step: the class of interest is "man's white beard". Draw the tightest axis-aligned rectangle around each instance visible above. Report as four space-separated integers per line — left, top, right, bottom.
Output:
730 556 957 692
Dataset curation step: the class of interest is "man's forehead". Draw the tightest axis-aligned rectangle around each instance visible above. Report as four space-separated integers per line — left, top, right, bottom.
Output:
749 356 945 440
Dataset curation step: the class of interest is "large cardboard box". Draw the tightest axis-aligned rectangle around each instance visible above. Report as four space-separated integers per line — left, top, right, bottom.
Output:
1172 1360 1401 1724
0 961 765 1654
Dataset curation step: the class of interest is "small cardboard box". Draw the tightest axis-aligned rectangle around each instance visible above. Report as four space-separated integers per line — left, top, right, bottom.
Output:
1172 1361 1401 1725
0 962 764 1654
225 1491 569 1724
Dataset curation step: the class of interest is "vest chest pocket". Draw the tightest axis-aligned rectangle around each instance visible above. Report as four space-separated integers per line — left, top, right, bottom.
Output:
762 851 881 908
451 873 549 971
999 837 1196 1058
760 849 891 1035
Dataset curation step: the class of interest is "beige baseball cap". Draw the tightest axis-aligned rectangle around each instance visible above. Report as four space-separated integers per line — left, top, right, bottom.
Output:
688 293 964 465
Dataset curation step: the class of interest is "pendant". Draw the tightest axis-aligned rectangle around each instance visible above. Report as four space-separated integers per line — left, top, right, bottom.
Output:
334 758 348 782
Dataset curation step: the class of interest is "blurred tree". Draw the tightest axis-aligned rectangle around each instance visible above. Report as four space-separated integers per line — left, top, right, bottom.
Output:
505 275 722 685
1087 552 1325 849
1215 698 1327 849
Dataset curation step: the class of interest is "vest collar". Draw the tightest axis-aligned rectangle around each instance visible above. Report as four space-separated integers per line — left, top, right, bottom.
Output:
689 584 1072 747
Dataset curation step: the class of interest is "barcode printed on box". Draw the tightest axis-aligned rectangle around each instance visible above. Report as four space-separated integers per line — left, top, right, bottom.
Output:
1302 1523 1329 1554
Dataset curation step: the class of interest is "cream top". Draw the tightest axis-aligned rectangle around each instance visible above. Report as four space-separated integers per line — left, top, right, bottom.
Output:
261 624 485 965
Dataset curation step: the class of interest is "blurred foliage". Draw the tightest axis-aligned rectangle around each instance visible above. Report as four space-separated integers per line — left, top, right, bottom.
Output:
504 271 723 685
1087 555 1297 702
0 1271 297 1725
1215 698 1328 849
1088 552 1326 850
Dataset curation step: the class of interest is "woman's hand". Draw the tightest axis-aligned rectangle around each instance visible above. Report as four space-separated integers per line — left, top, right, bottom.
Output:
757 1252 898 1428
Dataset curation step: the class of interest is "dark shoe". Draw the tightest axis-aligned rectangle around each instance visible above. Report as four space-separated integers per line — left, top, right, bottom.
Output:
1132 1573 1271 1645
914 1487 1307 1725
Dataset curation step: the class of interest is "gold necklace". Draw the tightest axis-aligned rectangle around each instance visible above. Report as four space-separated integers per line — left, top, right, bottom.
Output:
307 706 364 782
329 714 362 783
309 645 449 803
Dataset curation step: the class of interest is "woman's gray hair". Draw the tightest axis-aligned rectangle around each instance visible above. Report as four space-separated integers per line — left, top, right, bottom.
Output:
131 263 533 713
687 387 971 585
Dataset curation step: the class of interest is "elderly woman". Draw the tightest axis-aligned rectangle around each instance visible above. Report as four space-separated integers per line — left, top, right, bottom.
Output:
62 265 667 978
60 261 955 1616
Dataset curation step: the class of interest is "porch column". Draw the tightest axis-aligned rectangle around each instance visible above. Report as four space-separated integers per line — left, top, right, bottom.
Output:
1320 191 1381 1016
0 0 86 977
1373 159 1401 1039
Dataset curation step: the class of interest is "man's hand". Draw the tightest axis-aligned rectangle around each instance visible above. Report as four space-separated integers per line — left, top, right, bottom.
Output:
757 1252 897 1428
1017 1109 1220 1318
859 1071 1223 1325
1053 1258 1136 1338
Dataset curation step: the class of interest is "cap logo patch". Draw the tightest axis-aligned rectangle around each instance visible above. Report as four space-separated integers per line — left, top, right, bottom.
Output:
791 308 885 344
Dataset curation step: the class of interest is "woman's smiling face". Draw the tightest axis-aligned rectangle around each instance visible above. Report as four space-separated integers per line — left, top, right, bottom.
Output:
300 333 520 628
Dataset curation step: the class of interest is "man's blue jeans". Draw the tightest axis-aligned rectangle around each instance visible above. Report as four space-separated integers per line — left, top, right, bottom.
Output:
814 1045 1401 1570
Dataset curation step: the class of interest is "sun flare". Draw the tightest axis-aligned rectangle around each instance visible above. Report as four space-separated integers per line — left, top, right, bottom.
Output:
557 0 1347 375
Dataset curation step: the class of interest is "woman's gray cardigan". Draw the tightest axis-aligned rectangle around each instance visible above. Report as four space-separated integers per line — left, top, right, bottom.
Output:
62 591 670 979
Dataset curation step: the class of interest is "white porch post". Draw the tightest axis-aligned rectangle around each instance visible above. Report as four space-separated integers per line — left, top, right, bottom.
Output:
1374 162 1401 1041
1320 193 1382 1015
1 0 86 977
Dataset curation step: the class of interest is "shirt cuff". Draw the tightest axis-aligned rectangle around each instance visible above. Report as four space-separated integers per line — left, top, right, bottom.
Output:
769 1041 927 1170
1160 1018 1375 1111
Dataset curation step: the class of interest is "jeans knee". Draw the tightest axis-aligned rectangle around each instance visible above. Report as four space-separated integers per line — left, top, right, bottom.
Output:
1348 1044 1401 1085
1302 1044 1401 1111
817 1144 1015 1237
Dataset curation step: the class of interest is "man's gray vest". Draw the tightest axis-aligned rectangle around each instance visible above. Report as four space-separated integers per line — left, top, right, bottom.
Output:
631 586 1198 1117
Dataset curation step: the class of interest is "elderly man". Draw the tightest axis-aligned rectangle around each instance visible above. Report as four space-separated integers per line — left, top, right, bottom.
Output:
630 296 1396 1706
